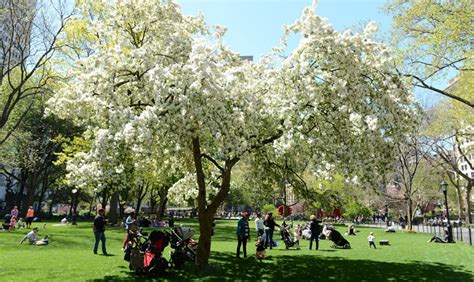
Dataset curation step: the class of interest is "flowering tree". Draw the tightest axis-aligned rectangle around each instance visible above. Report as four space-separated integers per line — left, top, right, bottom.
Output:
48 1 416 265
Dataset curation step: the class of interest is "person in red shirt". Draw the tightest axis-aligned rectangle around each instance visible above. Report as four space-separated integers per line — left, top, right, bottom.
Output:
26 206 34 228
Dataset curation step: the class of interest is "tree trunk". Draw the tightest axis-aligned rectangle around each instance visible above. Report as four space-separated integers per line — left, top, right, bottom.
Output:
136 184 148 214
118 201 124 219
89 194 94 216
48 199 55 218
465 183 472 224
454 185 464 220
100 188 109 210
73 189 80 215
192 137 238 266
36 172 49 216
157 188 168 219
16 169 28 213
407 197 413 231
192 137 211 266
196 210 213 266
109 191 119 224
24 173 38 214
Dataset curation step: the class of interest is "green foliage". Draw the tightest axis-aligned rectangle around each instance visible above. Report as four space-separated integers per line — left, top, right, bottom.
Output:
344 201 372 220
385 0 473 108
302 174 372 213
386 0 473 74
261 204 277 215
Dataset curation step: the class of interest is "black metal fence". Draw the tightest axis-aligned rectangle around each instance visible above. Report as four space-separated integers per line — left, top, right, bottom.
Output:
361 221 473 246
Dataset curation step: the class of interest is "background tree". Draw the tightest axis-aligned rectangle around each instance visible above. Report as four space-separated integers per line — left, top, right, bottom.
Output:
0 0 73 144
0 95 79 216
385 0 473 108
422 75 473 224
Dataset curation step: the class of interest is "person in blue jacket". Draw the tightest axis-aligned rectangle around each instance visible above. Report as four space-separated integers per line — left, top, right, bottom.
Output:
236 211 250 258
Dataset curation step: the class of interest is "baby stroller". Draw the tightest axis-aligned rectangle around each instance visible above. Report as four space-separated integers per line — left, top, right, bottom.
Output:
279 224 300 249
169 226 198 267
323 227 351 249
128 230 170 277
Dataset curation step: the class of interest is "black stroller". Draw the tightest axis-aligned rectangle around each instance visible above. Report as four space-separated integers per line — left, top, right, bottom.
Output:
169 226 198 267
324 227 351 249
279 223 300 249
127 230 170 277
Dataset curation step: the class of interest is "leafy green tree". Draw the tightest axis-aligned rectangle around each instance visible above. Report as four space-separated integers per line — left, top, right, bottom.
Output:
385 0 473 108
0 1 73 144
344 201 372 221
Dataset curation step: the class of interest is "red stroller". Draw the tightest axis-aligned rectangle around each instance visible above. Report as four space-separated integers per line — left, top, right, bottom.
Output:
128 230 170 277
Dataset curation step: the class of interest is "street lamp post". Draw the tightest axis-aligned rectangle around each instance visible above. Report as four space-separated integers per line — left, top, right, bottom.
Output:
440 181 454 243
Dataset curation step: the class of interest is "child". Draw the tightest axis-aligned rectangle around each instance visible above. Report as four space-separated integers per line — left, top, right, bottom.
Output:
9 216 17 230
367 232 376 249
17 218 25 229
294 224 302 242
255 236 266 259
122 223 140 251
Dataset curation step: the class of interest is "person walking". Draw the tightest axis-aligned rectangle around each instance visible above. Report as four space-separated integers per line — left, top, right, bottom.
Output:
26 206 35 228
93 208 108 255
236 212 250 258
264 212 280 249
368 232 376 249
255 213 264 237
309 215 321 250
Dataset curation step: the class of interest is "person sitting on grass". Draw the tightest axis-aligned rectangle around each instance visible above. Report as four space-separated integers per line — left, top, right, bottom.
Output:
428 230 449 243
19 227 49 245
17 218 25 229
9 216 17 231
347 224 356 235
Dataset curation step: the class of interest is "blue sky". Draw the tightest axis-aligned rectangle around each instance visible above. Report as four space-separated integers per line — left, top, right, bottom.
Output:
177 0 443 107
178 0 392 59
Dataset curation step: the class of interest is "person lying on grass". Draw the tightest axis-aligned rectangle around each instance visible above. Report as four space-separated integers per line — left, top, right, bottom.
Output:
19 227 49 245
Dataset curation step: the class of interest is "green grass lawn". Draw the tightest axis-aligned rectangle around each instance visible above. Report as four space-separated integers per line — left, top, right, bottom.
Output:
0 219 472 281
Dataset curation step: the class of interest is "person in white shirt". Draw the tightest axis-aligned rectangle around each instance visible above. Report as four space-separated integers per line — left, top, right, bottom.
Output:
367 232 376 249
254 213 264 237
19 227 48 245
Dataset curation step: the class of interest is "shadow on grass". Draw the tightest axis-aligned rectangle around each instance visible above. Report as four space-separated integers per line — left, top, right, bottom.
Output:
93 251 473 281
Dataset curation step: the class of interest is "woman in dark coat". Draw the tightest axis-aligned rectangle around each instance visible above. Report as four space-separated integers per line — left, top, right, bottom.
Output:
264 212 280 249
309 215 321 250
236 212 250 257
